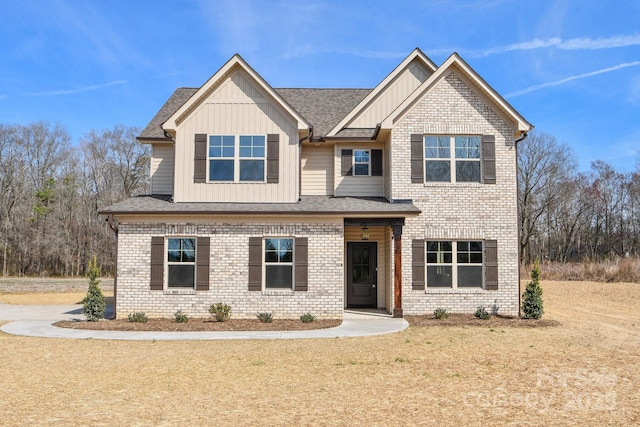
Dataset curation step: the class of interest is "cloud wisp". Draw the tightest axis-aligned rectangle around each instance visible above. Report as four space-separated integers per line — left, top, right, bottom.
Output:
506 61 640 98
29 80 127 97
469 34 640 57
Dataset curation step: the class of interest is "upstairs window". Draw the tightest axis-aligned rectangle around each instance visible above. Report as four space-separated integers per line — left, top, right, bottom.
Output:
424 136 481 183
353 149 370 176
209 136 235 181
208 135 265 182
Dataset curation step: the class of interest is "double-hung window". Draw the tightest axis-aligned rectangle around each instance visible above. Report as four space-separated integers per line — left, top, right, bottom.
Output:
208 135 265 182
353 149 370 176
426 240 483 288
167 238 196 288
424 136 481 183
264 238 293 289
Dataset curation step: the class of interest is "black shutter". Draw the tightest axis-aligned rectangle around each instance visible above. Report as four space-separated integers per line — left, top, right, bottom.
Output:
411 134 423 183
412 239 425 290
371 149 383 176
150 237 164 290
196 237 210 291
484 239 498 290
248 237 262 291
294 238 308 291
194 134 207 183
482 135 496 184
341 149 353 176
266 134 279 183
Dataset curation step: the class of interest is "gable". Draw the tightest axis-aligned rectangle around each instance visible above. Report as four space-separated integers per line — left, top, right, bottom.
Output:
381 54 532 136
162 54 310 134
348 58 433 129
327 48 437 136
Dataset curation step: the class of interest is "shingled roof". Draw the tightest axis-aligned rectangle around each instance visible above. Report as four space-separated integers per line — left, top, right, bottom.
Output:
137 87 372 141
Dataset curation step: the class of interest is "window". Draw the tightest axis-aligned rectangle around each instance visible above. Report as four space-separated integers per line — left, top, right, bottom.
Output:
167 238 196 288
208 135 265 182
264 238 293 289
426 240 483 288
353 149 370 176
424 136 481 183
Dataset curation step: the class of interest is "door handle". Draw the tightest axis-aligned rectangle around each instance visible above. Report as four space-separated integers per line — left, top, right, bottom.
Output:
372 284 376 288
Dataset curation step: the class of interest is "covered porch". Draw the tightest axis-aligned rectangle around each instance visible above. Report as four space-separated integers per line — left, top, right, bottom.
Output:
344 218 405 318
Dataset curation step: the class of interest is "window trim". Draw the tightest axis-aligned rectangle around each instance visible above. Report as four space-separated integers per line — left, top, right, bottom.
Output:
263 237 295 290
425 240 483 289
166 237 197 289
424 135 481 183
207 134 266 183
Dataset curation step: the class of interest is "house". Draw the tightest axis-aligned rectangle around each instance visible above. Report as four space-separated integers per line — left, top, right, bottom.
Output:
101 48 532 319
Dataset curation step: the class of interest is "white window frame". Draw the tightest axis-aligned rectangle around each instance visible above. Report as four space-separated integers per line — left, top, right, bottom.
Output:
426 240 483 289
263 237 294 290
353 149 371 176
424 136 481 183
166 237 196 289
207 134 266 183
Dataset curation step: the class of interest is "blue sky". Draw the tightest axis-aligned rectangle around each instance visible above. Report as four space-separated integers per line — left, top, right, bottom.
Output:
1 0 639 172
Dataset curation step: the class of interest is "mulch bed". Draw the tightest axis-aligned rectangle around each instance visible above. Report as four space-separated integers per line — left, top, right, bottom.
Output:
406 314 560 328
54 318 342 332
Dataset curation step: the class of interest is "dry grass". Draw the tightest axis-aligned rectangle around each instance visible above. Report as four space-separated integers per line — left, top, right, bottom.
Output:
523 257 640 282
1 280 639 426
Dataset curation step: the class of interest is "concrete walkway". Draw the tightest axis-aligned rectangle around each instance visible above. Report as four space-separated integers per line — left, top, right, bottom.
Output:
0 304 408 341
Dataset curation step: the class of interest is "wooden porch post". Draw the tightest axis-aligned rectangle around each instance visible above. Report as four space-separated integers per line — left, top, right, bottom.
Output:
392 224 403 318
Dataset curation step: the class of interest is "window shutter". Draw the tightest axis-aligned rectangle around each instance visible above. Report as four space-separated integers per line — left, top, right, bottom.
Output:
150 237 164 290
482 135 496 184
412 239 425 290
484 239 498 290
195 237 210 291
341 149 353 176
371 149 383 176
294 237 308 291
194 134 207 183
411 134 423 183
248 237 262 291
267 134 279 183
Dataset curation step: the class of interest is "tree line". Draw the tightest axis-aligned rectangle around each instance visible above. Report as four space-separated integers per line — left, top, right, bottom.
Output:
519 132 640 263
0 122 148 276
1 123 638 276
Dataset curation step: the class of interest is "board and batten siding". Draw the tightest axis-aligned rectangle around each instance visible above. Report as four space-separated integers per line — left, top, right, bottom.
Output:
301 144 333 196
349 59 431 128
334 143 384 197
172 69 299 203
150 143 174 196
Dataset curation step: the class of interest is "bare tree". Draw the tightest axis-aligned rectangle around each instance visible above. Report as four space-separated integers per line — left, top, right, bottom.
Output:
518 132 576 263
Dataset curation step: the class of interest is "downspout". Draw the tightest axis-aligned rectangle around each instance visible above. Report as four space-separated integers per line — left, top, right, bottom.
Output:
514 131 528 317
298 127 313 201
163 130 177 203
106 214 119 319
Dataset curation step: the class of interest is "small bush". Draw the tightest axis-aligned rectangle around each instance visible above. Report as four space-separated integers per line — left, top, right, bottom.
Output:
474 306 490 320
522 260 544 319
82 256 106 322
433 307 449 319
209 302 231 322
256 312 273 323
300 313 316 323
127 312 148 323
174 310 189 323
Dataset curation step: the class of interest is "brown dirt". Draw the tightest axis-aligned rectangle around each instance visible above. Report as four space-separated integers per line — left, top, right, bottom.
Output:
1 279 639 426
406 313 561 328
54 318 340 331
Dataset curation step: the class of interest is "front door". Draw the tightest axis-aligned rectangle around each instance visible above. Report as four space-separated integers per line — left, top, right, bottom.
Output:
347 242 377 308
